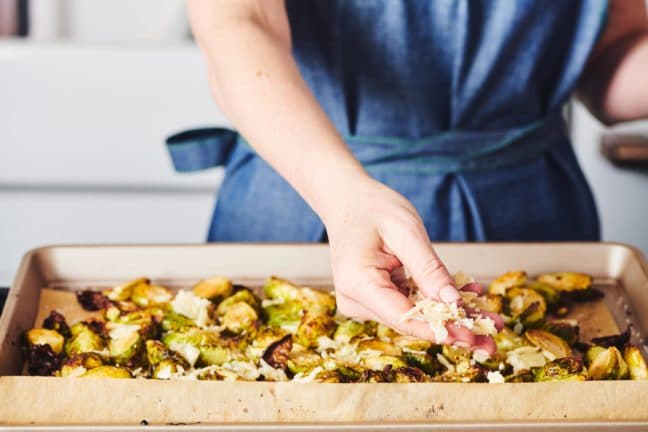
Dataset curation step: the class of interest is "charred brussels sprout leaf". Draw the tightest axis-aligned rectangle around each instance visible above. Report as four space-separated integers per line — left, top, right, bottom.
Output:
42 310 71 338
192 276 233 301
489 271 527 295
524 329 571 361
623 345 648 380
145 340 170 366
590 327 631 351
76 290 112 311
25 328 65 355
533 357 585 382
262 334 293 369
387 366 428 383
81 365 132 379
27 344 62 376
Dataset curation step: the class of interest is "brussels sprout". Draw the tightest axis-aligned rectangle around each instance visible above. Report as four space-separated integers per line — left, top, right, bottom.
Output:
533 357 585 382
42 310 71 338
335 364 364 382
221 301 259 333
145 340 170 366
483 294 504 314
295 312 336 348
287 351 323 374
586 346 629 380
376 323 400 342
358 369 388 383
441 345 472 365
314 370 343 383
152 358 182 379
363 355 407 371
81 365 132 379
403 350 440 375
623 345 648 380
333 320 366 344
108 325 143 365
432 366 486 383
76 290 112 311
505 370 535 383
112 310 158 340
215 288 261 316
197 345 232 366
25 328 65 355
388 366 428 383
251 327 289 350
264 276 300 301
264 300 304 331
262 334 293 369
298 287 336 315
542 319 580 346
65 324 105 356
357 339 402 357
506 287 547 328
494 328 529 352
537 272 592 292
192 276 233 300
161 311 196 332
131 283 173 308
527 281 560 309
489 271 527 295
60 353 104 377
27 344 62 376
391 335 432 352
524 329 571 361
104 277 149 301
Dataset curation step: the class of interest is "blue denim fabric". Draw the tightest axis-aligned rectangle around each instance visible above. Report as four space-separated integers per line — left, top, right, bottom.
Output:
167 0 606 243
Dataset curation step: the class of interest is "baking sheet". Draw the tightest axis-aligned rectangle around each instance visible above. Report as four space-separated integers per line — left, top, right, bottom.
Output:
1 243 648 428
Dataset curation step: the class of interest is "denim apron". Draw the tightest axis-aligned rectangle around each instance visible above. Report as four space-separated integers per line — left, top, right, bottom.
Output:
167 0 606 243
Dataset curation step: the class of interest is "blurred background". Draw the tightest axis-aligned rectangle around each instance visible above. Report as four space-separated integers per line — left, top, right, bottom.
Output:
0 0 647 286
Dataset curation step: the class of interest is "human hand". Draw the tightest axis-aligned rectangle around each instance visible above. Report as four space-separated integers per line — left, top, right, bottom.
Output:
323 177 502 355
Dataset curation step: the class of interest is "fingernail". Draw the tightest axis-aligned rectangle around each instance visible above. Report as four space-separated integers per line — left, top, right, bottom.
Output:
474 349 491 358
439 285 461 303
454 341 471 349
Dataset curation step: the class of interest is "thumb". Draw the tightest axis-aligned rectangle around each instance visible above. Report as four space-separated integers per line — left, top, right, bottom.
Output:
385 222 460 303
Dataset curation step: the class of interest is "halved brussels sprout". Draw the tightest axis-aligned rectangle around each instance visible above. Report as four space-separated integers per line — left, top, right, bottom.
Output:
542 319 580 346
25 328 65 355
494 328 529 353
388 366 428 383
161 311 196 332
391 335 432 352
441 345 472 365
483 294 504 314
221 301 259 333
586 346 629 380
152 358 182 379
537 272 592 292
527 281 560 309
197 344 232 366
505 370 535 383
60 353 104 377
264 300 304 331
145 340 170 366
131 282 173 308
506 287 547 328
250 327 289 351
489 271 527 295
108 327 142 365
104 277 149 301
623 345 648 380
111 310 158 340
192 276 233 301
215 288 260 316
432 366 486 383
264 276 301 300
295 312 336 348
376 323 400 342
524 329 571 361
65 323 105 356
81 365 132 379
533 357 585 382
42 310 71 338
403 350 440 375
357 339 402 357
298 287 336 315
333 320 366 344
262 334 293 369
363 355 407 371
286 351 323 374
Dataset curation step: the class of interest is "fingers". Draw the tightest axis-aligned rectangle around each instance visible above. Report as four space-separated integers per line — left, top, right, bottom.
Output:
335 292 375 322
459 282 485 296
382 219 459 303
470 335 497 356
444 321 477 347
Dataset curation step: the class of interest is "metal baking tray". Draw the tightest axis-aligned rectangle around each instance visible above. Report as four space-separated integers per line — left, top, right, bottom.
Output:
1 243 647 430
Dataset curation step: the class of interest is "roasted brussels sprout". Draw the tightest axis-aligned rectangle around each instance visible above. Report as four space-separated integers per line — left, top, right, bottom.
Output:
25 328 65 355
586 346 629 380
65 323 105 356
192 276 234 300
623 345 648 380
215 288 260 317
357 339 402 357
506 287 547 328
298 287 336 315
161 311 196 332
60 353 104 377
26 344 62 376
262 334 293 369
505 369 535 383
403 350 440 375
264 276 300 301
537 272 591 292
108 325 143 365
527 281 560 309
364 355 408 371
391 335 432 352
81 365 132 379
152 358 183 379
221 301 259 333
533 357 585 382
441 345 472 366
494 328 529 352
111 310 158 340
76 290 112 311
250 327 289 351
264 300 304 331
376 323 400 341
197 344 232 367
104 277 149 301
131 282 173 308
388 366 428 383
524 329 571 361
483 294 504 314
145 340 171 366
295 312 336 348
489 271 527 295
333 319 366 344
286 351 323 374
432 366 486 383
42 310 71 338
542 319 580 346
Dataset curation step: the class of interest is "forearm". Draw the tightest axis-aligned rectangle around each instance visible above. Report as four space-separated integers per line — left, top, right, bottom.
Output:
188 1 368 224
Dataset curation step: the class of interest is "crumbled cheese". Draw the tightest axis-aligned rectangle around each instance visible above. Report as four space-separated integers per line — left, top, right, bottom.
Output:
261 297 285 308
222 360 261 381
454 271 475 288
506 346 547 373
171 290 211 327
472 350 490 364
259 359 289 382
168 341 200 367
155 367 173 380
107 323 140 339
436 353 455 373
292 366 324 383
487 371 505 384
472 316 497 336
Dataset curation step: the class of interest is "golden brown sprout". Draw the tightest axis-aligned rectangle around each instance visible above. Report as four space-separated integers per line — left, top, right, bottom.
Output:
506 287 547 328
333 320 366 344
80 365 132 379
357 339 403 357
215 288 260 317
221 301 259 333
527 281 560 308
586 346 629 380
25 328 65 355
364 355 407 371
489 271 527 295
60 353 104 377
533 358 585 382
104 277 149 301
537 272 592 292
295 312 336 348
131 283 173 308
483 294 504 314
192 276 233 300
286 351 322 374
623 345 648 380
524 329 571 360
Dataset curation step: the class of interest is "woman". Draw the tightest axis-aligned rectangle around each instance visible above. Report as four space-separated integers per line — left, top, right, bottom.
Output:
172 0 648 353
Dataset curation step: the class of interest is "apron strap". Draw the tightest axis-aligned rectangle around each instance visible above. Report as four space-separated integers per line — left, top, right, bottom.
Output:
166 127 238 172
